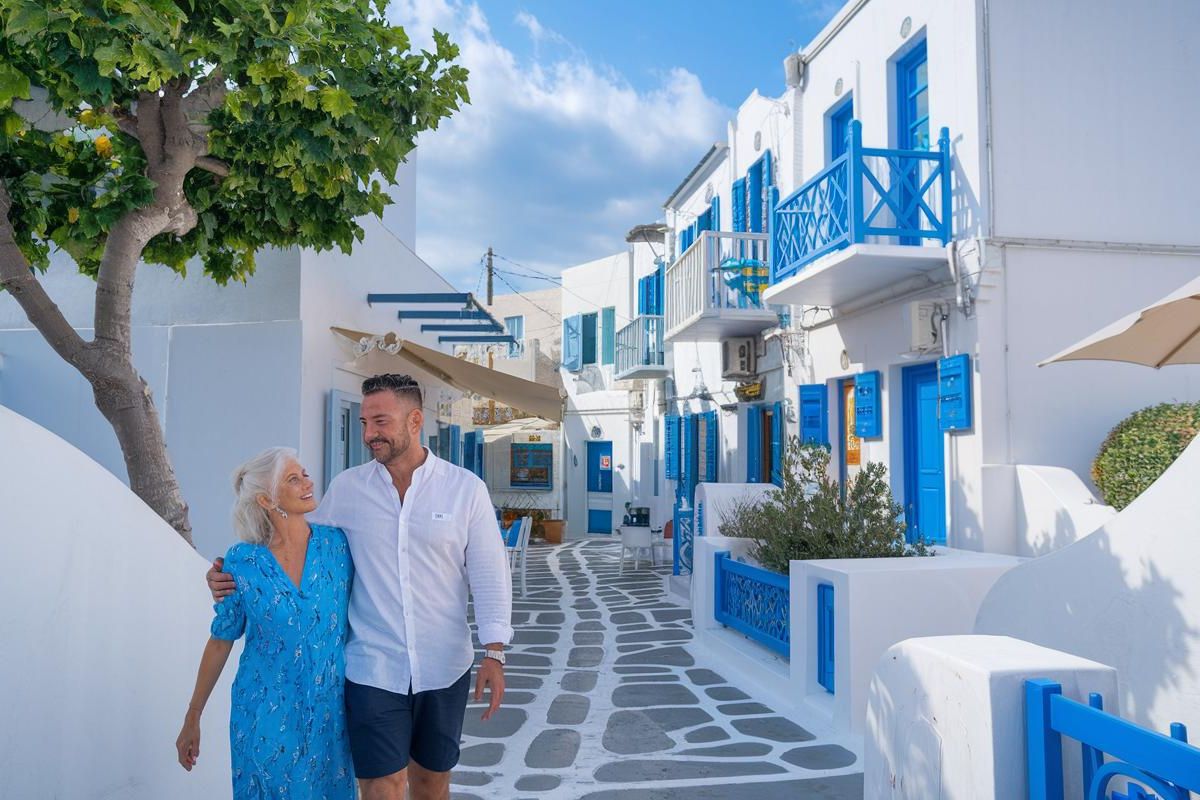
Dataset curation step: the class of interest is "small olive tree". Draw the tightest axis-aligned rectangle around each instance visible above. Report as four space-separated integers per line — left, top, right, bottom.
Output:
719 438 931 573
0 1 468 543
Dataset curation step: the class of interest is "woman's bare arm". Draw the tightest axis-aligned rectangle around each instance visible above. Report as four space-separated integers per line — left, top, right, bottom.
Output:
176 637 234 771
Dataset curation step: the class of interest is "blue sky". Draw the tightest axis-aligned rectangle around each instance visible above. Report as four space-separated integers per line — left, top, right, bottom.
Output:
387 0 841 293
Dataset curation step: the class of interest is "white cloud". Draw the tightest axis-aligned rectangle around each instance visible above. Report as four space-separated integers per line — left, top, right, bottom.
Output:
385 0 731 290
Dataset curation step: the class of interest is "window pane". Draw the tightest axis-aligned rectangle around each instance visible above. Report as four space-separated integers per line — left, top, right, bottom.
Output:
582 313 598 364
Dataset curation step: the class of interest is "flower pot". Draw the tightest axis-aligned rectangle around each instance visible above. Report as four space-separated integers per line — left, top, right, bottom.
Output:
542 519 565 544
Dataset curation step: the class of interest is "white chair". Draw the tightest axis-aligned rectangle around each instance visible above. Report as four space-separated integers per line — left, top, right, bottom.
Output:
506 516 532 597
619 525 654 574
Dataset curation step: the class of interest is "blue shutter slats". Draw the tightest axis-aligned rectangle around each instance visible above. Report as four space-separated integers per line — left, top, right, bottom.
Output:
702 410 719 483
799 384 830 447
770 401 784 487
938 354 972 432
680 414 695 502
746 405 762 482
731 178 747 233
854 371 882 438
665 414 680 479
563 314 582 371
817 583 835 693
710 196 720 232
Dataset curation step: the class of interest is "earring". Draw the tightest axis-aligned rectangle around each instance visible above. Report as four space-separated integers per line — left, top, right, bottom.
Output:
273 505 289 519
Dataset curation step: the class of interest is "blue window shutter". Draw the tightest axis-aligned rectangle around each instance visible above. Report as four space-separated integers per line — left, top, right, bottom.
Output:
476 430 485 479
746 405 762 482
601 306 616 365
938 354 973 432
637 276 648 315
449 424 462 465
763 149 773 186
563 314 582 371
817 583 835 693
653 267 663 314
463 431 475 473
680 414 694 501
703 410 719 482
665 414 680 479
711 196 720 232
731 178 747 233
799 384 830 447
770 401 784 487
854 371 882 438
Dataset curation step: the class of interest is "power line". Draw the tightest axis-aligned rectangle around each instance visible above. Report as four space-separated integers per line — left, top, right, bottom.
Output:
492 250 632 325
493 270 563 323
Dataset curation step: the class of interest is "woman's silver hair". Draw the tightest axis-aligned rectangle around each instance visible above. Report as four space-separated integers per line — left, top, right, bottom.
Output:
231 447 298 545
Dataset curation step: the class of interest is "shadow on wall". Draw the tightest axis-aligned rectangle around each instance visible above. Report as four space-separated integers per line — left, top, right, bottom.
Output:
975 433 1200 731
0 405 233 799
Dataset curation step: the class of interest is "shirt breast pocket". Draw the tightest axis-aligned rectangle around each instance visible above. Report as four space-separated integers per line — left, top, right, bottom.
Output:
413 512 464 557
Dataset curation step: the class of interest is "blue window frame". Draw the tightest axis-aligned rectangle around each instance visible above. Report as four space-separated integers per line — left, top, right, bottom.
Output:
897 40 930 151
504 315 524 357
829 97 854 162
665 414 681 479
325 390 367 490
769 400 784 487
581 312 598 365
746 405 763 483
511 442 553 489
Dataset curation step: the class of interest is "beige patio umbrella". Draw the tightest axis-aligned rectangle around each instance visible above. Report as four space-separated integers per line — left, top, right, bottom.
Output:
1039 275 1200 368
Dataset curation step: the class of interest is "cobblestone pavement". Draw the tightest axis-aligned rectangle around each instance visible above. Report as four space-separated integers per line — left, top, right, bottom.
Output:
457 541 864 799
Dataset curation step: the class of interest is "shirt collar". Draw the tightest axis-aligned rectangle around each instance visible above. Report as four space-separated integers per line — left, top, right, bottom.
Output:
370 445 439 481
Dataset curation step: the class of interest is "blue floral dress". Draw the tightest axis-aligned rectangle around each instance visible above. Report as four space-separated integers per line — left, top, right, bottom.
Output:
211 525 356 799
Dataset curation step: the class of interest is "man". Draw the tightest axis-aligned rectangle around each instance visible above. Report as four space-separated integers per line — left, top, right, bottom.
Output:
208 374 512 800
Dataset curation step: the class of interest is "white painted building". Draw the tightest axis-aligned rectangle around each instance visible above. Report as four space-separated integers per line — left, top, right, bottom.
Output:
557 228 678 540
0 157 487 558
650 0 1200 573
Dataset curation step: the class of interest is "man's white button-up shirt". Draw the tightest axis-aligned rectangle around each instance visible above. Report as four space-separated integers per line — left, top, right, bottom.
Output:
310 448 513 694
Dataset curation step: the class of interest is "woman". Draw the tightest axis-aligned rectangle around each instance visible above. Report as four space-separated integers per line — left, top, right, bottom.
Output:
176 447 355 799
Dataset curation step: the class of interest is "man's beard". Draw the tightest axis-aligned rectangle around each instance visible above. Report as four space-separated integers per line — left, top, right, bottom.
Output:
369 436 409 464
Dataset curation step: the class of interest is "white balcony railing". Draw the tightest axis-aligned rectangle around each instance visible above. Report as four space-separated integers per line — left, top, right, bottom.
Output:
663 231 777 341
614 314 667 380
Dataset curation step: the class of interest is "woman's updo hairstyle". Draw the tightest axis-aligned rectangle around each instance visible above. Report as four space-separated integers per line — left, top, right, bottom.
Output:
231 447 297 545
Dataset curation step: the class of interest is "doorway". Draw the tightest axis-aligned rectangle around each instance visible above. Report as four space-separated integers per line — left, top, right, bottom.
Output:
902 362 946 544
586 440 614 534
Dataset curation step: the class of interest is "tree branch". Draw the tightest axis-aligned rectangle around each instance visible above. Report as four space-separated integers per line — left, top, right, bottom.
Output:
0 181 88 366
136 92 164 167
195 156 230 177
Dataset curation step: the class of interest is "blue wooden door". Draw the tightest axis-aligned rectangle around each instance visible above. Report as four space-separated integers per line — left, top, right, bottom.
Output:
903 362 946 544
586 440 614 534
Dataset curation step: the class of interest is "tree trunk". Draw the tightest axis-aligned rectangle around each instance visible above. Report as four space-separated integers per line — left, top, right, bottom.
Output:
0 79 226 545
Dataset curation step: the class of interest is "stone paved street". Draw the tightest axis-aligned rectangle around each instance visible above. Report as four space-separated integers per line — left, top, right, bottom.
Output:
457 541 864 798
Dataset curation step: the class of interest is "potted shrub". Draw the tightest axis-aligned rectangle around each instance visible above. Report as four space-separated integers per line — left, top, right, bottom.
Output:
719 438 931 573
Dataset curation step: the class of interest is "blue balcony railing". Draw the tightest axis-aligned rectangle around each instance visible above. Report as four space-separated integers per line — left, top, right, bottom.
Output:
714 551 790 658
614 314 665 378
1026 679 1200 799
771 120 952 284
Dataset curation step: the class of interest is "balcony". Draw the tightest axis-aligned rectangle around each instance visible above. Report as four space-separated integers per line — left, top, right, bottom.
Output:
614 314 668 380
663 231 781 342
763 120 953 309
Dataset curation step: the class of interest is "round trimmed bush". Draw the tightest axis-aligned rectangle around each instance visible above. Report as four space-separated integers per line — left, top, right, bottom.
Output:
1092 402 1200 510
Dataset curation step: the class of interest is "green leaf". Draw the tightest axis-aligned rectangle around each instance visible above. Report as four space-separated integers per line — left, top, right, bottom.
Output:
0 64 32 108
318 86 354 118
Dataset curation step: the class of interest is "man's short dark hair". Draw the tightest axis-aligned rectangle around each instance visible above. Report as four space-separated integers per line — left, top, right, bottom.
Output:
362 373 424 407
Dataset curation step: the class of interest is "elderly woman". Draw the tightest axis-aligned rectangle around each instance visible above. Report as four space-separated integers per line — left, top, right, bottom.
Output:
176 447 355 799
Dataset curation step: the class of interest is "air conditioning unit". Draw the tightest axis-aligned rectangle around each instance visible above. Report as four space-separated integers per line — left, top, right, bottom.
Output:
908 301 940 352
721 337 758 379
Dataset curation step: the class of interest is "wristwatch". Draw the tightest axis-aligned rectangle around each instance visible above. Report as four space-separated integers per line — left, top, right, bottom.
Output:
484 649 506 666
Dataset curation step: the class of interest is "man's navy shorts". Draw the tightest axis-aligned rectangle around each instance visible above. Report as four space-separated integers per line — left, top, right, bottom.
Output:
344 670 472 778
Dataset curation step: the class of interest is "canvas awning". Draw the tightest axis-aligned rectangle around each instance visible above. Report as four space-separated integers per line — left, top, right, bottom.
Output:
332 327 566 422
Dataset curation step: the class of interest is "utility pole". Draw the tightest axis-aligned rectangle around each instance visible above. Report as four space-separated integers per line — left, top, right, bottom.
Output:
486 245 495 424
486 246 494 305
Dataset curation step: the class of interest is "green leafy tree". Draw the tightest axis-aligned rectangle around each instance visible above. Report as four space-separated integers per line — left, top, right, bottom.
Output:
719 438 931 573
0 1 468 544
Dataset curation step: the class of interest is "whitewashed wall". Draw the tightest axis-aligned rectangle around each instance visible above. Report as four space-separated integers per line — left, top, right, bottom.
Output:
976 432 1200 733
986 0 1200 245
0 406 234 799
